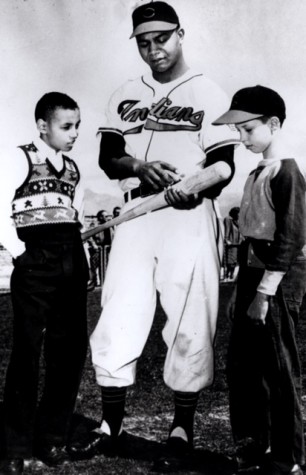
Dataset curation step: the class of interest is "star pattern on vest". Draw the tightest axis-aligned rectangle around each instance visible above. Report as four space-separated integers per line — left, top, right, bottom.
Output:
39 181 48 192
16 179 74 198
24 143 38 153
60 183 74 197
32 180 56 192
24 200 32 208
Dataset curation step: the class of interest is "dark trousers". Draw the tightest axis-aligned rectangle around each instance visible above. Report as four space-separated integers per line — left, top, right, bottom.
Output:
227 246 306 468
3 228 88 457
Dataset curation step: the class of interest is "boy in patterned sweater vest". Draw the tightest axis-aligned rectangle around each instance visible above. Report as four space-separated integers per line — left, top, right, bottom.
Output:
213 86 306 475
0 92 89 475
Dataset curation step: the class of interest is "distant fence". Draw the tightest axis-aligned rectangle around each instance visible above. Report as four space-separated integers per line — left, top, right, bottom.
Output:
0 246 12 292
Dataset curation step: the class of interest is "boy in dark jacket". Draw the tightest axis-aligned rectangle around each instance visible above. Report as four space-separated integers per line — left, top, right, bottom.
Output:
213 85 306 475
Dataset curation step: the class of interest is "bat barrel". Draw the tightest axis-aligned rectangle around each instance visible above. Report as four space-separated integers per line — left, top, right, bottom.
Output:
81 162 232 241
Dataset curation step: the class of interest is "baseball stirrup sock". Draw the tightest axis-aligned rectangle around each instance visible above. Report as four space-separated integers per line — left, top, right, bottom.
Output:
101 386 127 437
170 391 200 444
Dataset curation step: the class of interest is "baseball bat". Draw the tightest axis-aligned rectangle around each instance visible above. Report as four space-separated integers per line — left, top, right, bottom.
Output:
82 161 231 242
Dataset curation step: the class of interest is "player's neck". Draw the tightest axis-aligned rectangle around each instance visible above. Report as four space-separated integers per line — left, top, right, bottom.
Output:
152 58 189 84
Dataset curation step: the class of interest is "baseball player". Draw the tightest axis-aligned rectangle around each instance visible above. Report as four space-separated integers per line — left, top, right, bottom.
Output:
69 1 239 466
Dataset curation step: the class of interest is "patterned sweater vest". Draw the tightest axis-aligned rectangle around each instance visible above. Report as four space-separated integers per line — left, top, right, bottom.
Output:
12 142 80 229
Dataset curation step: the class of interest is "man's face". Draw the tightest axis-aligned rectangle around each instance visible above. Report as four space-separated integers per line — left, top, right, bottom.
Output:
40 107 81 152
136 29 183 74
97 211 108 224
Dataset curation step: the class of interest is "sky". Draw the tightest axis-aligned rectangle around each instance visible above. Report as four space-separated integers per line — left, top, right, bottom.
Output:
1 0 306 215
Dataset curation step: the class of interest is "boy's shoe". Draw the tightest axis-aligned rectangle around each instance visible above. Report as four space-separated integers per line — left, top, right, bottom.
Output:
235 440 270 472
151 436 192 473
33 444 70 467
258 462 303 475
68 430 126 460
0 458 24 475
236 453 264 472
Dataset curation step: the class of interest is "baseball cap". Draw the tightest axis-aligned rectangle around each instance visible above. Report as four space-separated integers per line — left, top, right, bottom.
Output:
130 1 179 39
212 85 286 125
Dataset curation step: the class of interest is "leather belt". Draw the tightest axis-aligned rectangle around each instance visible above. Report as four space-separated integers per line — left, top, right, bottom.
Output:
124 184 157 203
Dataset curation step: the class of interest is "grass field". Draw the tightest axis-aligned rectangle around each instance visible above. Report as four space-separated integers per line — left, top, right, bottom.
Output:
1 284 306 474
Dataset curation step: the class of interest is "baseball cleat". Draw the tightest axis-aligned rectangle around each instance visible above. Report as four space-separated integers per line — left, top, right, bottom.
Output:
67 429 126 460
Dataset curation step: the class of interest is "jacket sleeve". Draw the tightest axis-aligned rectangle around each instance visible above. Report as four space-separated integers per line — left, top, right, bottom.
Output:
267 159 306 271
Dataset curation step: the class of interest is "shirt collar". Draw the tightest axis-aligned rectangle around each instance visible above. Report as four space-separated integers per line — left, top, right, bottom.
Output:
34 137 64 170
143 67 195 90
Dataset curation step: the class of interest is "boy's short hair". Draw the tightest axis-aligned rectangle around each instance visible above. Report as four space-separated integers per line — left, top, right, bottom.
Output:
212 85 286 126
35 92 79 122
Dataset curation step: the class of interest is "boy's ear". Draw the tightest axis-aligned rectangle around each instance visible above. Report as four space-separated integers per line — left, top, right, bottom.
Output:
37 118 47 134
270 116 280 132
178 28 185 44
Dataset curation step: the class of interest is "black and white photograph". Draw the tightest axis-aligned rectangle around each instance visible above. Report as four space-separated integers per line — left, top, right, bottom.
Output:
1 1 306 474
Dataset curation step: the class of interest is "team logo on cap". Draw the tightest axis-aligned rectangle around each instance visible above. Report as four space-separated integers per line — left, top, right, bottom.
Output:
143 7 155 18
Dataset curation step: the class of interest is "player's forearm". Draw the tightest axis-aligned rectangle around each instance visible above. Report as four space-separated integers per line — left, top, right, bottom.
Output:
101 155 144 180
201 145 235 198
99 130 143 179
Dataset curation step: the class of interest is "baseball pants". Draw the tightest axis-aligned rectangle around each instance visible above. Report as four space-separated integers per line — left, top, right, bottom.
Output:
91 198 223 392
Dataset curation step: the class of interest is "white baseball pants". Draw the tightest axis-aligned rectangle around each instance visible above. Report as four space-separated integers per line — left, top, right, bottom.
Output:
90 198 223 392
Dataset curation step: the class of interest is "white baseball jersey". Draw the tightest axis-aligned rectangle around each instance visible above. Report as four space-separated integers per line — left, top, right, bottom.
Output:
91 69 239 392
98 68 239 190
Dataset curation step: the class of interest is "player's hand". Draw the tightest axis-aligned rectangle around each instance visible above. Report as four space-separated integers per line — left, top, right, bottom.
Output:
247 291 270 325
135 160 180 191
164 186 201 209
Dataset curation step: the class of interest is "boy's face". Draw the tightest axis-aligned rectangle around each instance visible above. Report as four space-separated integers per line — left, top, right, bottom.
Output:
136 29 183 74
235 118 273 154
39 107 81 152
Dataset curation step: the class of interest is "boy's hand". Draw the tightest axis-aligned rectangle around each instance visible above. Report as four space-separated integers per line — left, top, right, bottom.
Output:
247 291 270 325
